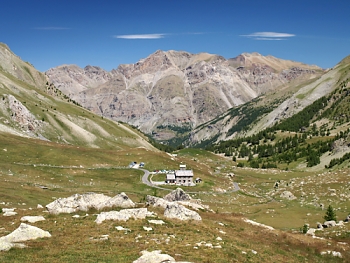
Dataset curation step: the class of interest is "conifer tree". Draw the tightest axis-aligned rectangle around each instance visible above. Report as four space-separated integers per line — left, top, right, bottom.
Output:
324 205 337 221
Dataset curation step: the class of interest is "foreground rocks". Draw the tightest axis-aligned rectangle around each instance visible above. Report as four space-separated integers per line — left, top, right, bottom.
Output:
0 223 51 251
46 192 135 214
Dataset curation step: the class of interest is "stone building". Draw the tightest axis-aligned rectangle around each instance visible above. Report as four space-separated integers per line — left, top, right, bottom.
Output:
174 164 193 185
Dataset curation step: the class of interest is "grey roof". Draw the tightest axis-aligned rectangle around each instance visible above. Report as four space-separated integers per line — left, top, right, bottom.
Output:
175 170 193 177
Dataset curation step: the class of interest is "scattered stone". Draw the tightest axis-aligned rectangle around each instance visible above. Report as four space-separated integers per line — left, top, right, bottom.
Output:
216 237 222 241
2 208 16 213
251 250 258 255
3 211 17 217
143 226 153 232
280 191 297 200
148 219 166 225
164 204 201 221
20 216 45 223
320 251 342 258
243 218 274 230
95 208 156 224
37 204 44 209
46 192 135 214
115 226 130 231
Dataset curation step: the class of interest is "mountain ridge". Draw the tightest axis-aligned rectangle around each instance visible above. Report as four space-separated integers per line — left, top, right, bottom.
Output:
46 50 323 141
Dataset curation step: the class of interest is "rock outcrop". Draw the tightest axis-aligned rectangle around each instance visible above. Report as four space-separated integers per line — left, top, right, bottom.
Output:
95 208 156 224
0 223 51 251
46 192 135 214
164 188 191 202
280 191 297 200
164 203 202 221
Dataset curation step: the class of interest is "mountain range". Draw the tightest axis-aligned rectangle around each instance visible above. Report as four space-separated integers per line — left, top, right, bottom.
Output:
45 50 324 143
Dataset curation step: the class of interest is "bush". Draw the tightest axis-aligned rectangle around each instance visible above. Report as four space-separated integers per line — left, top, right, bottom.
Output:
302 224 309 234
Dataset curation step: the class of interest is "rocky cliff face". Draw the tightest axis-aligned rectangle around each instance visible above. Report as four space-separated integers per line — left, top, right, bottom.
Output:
46 51 323 140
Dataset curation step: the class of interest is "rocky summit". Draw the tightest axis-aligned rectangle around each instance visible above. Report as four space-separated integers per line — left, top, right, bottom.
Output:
46 50 322 140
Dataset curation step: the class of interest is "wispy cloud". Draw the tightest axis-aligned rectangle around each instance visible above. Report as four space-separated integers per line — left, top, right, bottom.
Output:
242 32 295 40
114 34 166 39
34 27 69 30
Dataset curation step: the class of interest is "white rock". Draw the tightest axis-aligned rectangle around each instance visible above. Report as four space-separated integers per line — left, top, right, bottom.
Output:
216 237 222 241
133 250 175 263
95 208 156 224
2 208 16 213
37 204 44 209
115 226 130 231
46 192 135 214
320 250 342 258
164 188 191 202
0 223 51 243
143 226 153 232
3 212 17 217
164 204 201 221
0 240 14 251
280 191 297 200
243 218 274 230
20 216 45 223
148 220 166 225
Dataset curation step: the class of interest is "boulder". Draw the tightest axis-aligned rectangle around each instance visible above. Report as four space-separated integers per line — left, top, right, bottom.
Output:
306 228 316 236
164 204 201 221
146 195 170 209
147 195 210 212
344 215 350 222
95 208 156 224
133 250 193 263
133 250 175 263
164 188 191 202
316 222 323 229
46 192 135 214
280 191 297 200
20 216 46 223
0 223 51 244
323 220 336 228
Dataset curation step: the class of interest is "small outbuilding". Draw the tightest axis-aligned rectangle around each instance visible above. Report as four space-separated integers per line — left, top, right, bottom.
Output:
166 173 176 184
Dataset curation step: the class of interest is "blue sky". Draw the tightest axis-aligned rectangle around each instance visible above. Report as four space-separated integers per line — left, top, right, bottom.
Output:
1 0 349 72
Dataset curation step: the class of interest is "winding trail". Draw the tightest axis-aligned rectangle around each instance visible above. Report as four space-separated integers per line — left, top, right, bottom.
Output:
139 168 241 194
